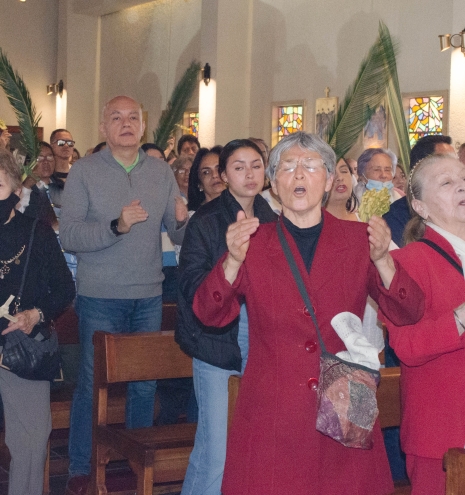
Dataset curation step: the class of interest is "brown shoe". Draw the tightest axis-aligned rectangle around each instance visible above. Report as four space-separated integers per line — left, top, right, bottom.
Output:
65 474 90 495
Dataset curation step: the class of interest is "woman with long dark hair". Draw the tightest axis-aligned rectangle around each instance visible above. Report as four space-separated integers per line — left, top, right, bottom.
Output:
176 139 276 495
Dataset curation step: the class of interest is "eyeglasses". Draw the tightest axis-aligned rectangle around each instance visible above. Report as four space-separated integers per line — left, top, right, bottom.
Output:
278 157 325 174
52 139 75 147
37 155 54 162
176 168 191 175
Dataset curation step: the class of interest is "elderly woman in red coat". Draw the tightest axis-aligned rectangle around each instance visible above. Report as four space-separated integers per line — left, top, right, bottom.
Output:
382 153 465 495
193 132 424 495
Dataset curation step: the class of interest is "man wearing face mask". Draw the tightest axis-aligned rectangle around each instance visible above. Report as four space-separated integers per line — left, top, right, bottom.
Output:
354 148 401 205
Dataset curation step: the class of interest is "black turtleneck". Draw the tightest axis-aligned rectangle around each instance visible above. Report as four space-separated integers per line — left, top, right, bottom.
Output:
282 215 323 272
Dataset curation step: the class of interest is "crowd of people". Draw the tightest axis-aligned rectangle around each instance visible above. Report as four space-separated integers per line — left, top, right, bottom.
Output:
0 96 464 495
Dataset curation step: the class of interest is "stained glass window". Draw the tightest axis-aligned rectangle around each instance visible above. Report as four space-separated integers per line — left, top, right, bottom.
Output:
277 105 303 141
408 96 444 147
187 112 199 138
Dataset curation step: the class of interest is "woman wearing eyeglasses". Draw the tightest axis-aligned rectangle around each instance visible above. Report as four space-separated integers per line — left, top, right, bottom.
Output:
171 156 193 199
191 132 425 495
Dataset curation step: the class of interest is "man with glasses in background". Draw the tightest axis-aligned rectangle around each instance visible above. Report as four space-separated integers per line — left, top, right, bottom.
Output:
50 128 75 182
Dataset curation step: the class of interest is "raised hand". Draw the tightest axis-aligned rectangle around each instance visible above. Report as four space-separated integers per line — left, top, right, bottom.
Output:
368 215 395 289
175 196 188 224
116 199 148 234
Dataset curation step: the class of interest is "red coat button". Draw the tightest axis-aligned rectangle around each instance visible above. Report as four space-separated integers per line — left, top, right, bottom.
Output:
213 291 222 302
305 340 317 353
307 377 319 391
398 288 406 300
303 306 314 317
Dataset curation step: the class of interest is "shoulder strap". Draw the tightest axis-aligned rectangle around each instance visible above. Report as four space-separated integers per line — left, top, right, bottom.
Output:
276 222 326 352
16 218 39 305
418 238 464 276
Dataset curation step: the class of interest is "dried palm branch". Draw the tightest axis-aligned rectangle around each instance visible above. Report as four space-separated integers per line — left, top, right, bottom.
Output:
0 48 41 177
153 61 201 150
326 27 398 161
378 21 410 174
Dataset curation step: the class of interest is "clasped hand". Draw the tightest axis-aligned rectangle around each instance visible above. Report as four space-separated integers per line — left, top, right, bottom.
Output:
2 309 40 335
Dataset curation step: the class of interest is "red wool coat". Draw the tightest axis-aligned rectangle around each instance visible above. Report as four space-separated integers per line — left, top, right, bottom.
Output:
384 227 465 460
193 211 424 495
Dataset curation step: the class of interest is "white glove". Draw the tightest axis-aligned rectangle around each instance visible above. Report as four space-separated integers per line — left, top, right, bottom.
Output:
331 312 381 371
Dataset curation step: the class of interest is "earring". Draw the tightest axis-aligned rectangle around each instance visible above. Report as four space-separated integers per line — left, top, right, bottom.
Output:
198 186 203 191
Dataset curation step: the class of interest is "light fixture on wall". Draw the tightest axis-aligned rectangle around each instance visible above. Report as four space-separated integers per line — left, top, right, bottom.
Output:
439 29 465 55
46 80 64 97
202 63 211 86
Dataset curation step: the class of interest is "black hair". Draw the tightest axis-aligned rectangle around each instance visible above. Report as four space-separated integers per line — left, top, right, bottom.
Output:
341 158 359 213
177 134 201 155
187 146 223 211
141 143 166 160
409 135 452 170
50 128 71 143
218 139 264 176
39 141 53 152
92 142 107 154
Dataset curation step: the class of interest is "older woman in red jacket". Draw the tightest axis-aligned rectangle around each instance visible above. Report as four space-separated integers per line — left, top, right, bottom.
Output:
192 132 424 495
382 153 465 495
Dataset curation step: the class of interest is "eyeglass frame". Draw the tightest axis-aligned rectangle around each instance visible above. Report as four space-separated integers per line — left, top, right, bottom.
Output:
277 157 326 174
37 155 55 162
52 139 75 147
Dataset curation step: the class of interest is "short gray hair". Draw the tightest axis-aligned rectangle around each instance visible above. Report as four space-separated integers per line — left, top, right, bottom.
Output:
357 148 397 178
267 132 336 181
171 155 193 174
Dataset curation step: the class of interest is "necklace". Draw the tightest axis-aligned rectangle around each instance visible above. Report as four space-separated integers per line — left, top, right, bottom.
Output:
0 245 25 279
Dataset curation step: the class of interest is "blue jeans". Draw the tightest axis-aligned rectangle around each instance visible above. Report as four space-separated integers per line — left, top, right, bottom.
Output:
181 305 249 495
68 295 162 477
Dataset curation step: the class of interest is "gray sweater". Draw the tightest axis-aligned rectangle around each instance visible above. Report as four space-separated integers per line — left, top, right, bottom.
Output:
60 148 186 299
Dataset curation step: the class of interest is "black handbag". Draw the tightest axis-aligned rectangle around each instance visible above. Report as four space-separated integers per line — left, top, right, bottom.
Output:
0 219 62 382
277 222 380 449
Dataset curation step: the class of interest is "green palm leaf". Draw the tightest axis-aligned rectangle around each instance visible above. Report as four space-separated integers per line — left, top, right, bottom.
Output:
0 47 41 177
326 27 398 161
378 21 410 174
153 61 201 150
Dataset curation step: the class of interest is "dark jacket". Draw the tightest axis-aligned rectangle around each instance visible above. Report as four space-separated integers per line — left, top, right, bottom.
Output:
0 212 75 339
383 196 410 247
175 188 277 371
23 184 57 227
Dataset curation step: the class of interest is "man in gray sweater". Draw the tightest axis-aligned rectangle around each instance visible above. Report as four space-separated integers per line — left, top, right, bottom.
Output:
61 95 187 490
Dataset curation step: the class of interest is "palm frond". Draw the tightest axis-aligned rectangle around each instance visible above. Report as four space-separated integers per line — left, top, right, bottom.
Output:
0 48 41 176
326 29 398 161
378 21 410 174
153 61 201 150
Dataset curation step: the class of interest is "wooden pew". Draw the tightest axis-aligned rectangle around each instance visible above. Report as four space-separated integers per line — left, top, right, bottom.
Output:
444 448 465 494
0 303 179 494
88 330 196 495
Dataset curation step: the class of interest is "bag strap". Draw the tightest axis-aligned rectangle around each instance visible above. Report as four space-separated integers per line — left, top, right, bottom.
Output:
277 222 327 353
418 238 464 276
15 218 39 309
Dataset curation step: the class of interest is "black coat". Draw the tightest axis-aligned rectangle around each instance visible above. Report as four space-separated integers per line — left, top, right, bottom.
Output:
0 212 75 339
175 189 277 371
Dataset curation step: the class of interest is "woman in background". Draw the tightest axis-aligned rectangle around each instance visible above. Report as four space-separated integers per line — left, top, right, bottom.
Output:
176 139 276 495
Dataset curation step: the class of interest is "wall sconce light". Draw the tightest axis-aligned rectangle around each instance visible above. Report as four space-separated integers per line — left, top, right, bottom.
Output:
46 80 64 97
202 63 211 86
439 29 465 55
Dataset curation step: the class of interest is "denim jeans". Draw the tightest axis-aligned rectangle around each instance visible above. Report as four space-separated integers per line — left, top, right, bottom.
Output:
181 305 249 495
68 295 162 477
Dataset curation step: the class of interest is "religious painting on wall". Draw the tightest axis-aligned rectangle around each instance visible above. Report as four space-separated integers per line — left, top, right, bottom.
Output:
363 101 388 149
315 90 337 140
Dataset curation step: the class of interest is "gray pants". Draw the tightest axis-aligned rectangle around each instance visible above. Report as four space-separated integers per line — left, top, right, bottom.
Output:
0 367 51 495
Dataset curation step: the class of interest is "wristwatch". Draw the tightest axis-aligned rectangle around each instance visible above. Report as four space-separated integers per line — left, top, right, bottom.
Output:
34 307 45 324
110 218 123 236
